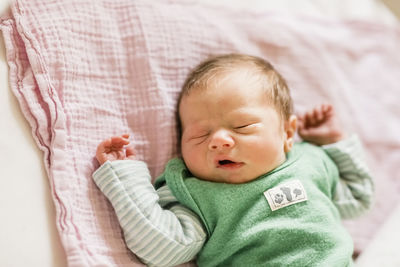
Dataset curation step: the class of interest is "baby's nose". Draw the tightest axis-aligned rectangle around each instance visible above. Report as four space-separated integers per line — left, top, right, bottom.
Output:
208 130 234 150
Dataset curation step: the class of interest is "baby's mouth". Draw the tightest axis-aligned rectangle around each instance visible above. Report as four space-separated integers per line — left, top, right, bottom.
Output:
216 159 244 169
219 160 235 165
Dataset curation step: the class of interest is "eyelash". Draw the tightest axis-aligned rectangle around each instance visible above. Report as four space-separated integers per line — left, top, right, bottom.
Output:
234 123 258 134
235 124 251 129
189 123 256 144
192 133 209 144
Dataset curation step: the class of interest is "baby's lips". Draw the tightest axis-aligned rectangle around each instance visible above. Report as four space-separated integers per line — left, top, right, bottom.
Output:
214 156 245 169
214 156 234 166
217 159 235 166
217 161 245 170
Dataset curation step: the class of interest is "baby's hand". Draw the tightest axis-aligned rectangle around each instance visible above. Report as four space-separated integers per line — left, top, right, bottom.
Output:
96 134 136 165
297 104 346 146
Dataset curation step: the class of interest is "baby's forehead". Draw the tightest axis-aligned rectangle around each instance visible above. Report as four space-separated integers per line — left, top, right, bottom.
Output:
215 63 266 80
180 76 274 114
179 66 274 112
196 65 270 94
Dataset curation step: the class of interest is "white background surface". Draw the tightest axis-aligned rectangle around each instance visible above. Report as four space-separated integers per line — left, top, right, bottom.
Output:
0 0 398 266
0 0 67 266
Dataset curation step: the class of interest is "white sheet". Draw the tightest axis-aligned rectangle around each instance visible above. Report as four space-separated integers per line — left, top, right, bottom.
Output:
0 1 67 266
356 203 400 266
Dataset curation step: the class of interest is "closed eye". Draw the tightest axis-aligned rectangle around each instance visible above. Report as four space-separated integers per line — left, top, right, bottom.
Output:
234 123 259 133
235 124 252 129
191 133 209 144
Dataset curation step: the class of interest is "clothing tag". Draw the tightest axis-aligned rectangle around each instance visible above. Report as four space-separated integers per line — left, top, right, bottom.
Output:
264 179 308 211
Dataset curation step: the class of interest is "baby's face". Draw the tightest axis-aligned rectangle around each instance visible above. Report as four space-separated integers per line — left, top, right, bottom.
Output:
179 72 291 184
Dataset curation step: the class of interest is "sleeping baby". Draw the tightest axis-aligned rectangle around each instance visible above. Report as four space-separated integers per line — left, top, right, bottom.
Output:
93 54 373 266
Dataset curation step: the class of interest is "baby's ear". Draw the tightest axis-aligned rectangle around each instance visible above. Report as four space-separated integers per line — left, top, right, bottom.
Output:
284 115 297 153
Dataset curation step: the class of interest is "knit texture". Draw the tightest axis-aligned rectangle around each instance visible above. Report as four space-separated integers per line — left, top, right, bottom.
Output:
159 143 354 266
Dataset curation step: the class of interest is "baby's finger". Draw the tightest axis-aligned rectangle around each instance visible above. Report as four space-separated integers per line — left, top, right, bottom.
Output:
111 136 130 147
97 138 113 153
306 111 316 126
117 150 125 159
315 105 325 122
322 104 332 114
126 146 136 160
312 107 321 123
103 137 113 147
96 140 111 164
120 134 131 144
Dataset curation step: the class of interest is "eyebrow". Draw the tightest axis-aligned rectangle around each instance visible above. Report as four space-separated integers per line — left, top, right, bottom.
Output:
229 108 263 120
183 123 209 135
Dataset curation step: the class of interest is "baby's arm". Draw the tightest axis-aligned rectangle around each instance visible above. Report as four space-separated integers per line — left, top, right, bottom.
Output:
323 135 374 218
298 105 373 218
93 135 206 266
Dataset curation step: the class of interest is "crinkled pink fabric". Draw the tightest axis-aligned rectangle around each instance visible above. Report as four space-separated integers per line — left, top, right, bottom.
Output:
1 0 400 265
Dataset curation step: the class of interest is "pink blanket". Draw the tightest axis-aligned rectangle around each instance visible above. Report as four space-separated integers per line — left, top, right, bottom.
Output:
1 0 400 265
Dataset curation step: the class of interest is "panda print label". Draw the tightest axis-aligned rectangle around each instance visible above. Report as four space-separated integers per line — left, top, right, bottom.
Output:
264 179 308 211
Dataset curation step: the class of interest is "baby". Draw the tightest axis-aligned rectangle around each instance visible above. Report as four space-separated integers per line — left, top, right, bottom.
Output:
93 54 373 266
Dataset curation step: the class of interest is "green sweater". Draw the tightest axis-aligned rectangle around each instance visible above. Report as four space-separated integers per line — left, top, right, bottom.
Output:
156 142 354 266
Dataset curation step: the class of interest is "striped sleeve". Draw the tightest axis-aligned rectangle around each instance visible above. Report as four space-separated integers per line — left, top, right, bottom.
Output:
92 160 207 266
322 135 374 219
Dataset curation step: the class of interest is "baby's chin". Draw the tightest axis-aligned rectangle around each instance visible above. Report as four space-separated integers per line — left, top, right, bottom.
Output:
193 171 261 184
187 160 284 184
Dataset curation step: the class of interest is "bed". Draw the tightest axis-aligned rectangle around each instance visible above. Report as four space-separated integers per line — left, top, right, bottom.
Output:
1 0 399 266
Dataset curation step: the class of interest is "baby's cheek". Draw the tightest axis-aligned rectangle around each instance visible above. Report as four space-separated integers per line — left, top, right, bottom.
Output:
183 145 204 168
249 139 280 162
187 155 208 179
